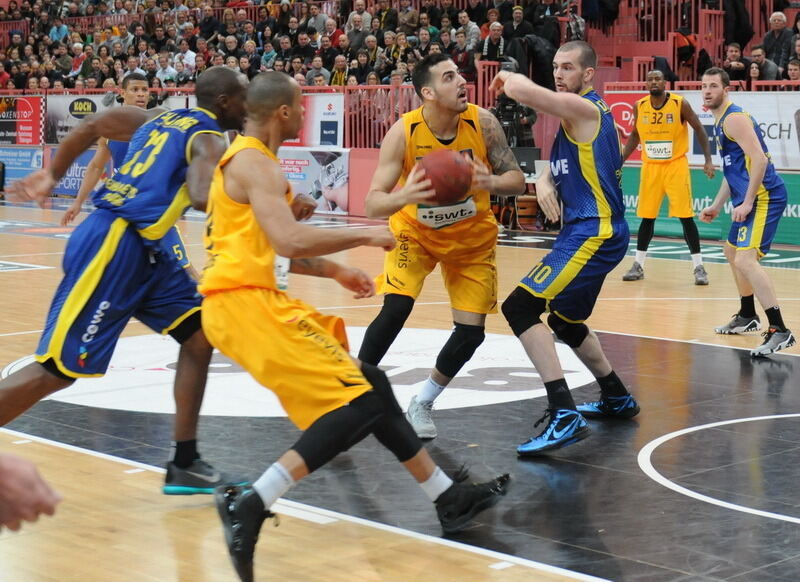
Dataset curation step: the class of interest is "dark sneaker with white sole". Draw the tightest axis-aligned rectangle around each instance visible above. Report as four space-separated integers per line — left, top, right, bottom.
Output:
715 313 761 335
435 474 510 534
750 328 796 357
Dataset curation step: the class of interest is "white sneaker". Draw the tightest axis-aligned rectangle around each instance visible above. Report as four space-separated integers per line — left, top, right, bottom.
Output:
407 396 437 439
750 328 796 357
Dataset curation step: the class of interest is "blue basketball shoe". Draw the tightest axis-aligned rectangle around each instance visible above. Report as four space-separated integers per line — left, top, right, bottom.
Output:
576 394 640 419
517 409 590 457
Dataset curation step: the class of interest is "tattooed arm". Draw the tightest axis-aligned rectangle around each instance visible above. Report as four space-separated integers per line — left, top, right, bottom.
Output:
290 258 375 299
476 108 526 197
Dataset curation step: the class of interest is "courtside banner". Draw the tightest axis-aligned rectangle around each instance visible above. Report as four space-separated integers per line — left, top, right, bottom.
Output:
47 146 103 197
0 96 44 145
277 146 349 214
0 146 43 186
44 94 112 145
605 91 800 171
283 92 345 148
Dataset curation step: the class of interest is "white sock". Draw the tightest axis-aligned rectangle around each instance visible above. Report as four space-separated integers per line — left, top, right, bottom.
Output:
691 253 703 268
417 376 446 404
252 462 294 507
635 250 647 267
419 466 453 502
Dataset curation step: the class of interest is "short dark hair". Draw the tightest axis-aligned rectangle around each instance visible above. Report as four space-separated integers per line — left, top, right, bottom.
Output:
702 67 730 87
727 42 741 51
557 40 597 69
751 44 765 53
412 52 451 98
787 58 800 68
122 72 147 88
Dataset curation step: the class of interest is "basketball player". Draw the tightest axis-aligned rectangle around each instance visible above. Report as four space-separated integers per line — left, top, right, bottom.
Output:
4 67 248 494
203 73 509 582
621 69 716 285
0 453 61 531
490 41 640 456
698 68 795 356
358 53 525 440
61 73 201 281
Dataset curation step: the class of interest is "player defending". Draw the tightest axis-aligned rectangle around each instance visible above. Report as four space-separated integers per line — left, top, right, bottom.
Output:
202 73 509 582
621 69 715 285
358 53 525 440
61 73 201 281
699 68 795 356
490 41 640 456
4 67 248 494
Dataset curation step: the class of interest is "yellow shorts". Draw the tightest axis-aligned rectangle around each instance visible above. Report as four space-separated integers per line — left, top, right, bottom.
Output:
202 287 371 430
637 157 694 219
376 215 498 314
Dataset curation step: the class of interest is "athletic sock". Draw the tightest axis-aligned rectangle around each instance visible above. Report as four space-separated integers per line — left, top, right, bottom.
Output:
691 253 703 268
739 295 756 318
172 439 198 468
635 250 647 267
418 376 446 404
764 306 786 332
253 462 295 507
421 466 453 502
596 371 629 399
544 378 575 410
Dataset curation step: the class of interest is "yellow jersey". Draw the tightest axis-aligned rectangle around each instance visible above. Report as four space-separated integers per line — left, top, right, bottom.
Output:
395 103 496 244
635 93 689 163
200 136 292 295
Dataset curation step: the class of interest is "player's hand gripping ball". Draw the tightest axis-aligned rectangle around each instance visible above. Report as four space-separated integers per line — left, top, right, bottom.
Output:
418 150 473 205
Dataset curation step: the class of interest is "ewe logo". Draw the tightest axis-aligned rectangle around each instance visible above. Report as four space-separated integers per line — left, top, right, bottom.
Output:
1 328 594 417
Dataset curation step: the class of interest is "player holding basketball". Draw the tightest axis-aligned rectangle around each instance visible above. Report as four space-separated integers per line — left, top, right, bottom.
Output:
490 41 640 456
359 53 525 440
202 72 509 582
4 67 248 494
699 68 795 356
61 73 201 281
620 69 715 285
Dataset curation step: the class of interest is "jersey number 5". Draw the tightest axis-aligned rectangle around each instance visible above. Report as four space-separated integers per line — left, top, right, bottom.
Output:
118 130 169 178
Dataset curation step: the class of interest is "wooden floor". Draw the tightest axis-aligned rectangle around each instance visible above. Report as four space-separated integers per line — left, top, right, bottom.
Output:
0 202 797 581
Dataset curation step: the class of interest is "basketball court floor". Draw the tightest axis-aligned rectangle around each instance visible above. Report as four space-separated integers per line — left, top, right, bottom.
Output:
0 201 798 581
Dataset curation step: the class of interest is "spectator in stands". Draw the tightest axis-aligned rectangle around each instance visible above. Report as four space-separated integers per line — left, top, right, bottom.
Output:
452 28 475 81
347 14 368 51
363 35 383 68
418 13 440 42
504 6 534 41
26 76 39 91
49 16 69 43
787 58 800 82
346 0 372 32
294 72 307 86
723 42 750 81
308 71 325 86
318 35 338 71
394 31 413 62
763 11 793 75
368 17 385 48
0 63 9 88
476 22 505 63
39 76 50 90
193 54 207 76
439 29 455 55
199 5 219 40
238 55 258 79
306 4 326 35
788 36 800 71
65 42 86 80
305 55 330 84
156 53 177 83
117 22 135 50
338 34 357 63
440 0 460 26
175 38 196 71
289 55 305 77
324 18 345 49
352 49 373 84
375 0 399 33
397 0 420 37
272 58 286 73
414 28 433 59
239 21 259 48
457 11 481 51
330 53 349 85
123 54 145 78
750 45 780 80
222 35 242 59
275 34 293 63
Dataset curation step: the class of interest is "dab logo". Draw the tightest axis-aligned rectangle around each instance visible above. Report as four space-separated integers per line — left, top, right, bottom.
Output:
69 98 97 119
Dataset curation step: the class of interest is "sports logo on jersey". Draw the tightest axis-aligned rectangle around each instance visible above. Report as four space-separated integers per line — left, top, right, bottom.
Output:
666 113 674 124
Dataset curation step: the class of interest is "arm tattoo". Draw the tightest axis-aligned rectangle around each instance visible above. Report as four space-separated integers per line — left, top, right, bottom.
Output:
479 108 522 175
289 257 336 278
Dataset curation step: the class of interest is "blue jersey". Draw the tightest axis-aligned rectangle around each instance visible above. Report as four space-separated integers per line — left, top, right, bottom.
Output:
93 107 222 242
106 138 129 170
714 102 785 206
549 89 625 224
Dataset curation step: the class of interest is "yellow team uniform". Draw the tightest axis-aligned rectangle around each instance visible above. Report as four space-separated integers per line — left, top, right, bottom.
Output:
199 136 371 430
635 93 694 219
377 103 498 314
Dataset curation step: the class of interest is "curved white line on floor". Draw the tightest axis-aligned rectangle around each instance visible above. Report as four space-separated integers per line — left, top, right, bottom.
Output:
638 414 800 524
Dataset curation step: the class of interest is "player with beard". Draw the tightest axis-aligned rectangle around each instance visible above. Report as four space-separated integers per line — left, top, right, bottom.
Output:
490 41 640 455
358 53 524 440
620 69 715 286
699 67 795 356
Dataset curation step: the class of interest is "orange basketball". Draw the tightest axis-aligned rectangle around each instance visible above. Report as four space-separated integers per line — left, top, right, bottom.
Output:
418 150 473 205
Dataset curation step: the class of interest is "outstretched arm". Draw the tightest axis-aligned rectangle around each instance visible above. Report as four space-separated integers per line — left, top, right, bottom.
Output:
290 258 375 298
62 139 112 226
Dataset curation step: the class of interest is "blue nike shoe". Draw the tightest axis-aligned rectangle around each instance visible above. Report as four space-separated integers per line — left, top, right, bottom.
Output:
576 394 640 419
517 409 590 457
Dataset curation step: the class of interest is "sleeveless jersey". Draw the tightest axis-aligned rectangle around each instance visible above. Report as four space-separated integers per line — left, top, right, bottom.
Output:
397 103 495 240
200 136 293 295
550 89 625 224
636 92 688 162
92 107 222 242
106 138 129 169
714 102 785 206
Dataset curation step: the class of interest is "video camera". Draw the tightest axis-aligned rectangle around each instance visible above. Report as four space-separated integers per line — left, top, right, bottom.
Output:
491 58 536 148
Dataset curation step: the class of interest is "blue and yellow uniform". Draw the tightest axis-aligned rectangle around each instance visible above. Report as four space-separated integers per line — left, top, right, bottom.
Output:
715 102 787 256
106 138 193 271
36 108 222 378
376 103 498 314
518 89 629 322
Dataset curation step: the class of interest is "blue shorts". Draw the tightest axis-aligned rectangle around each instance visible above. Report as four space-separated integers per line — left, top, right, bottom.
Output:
518 218 629 322
35 210 200 378
160 225 192 270
726 185 787 256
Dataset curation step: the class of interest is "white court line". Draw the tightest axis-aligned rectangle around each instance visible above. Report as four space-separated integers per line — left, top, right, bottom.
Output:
317 301 449 311
598 297 800 301
0 329 44 338
0 426 609 582
0 252 66 259
638 414 800 525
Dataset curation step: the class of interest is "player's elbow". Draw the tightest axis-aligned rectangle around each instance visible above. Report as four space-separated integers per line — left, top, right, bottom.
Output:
364 191 388 219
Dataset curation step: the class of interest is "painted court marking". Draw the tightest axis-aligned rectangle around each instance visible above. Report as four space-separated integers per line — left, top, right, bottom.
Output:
0 427 609 581
638 414 800 525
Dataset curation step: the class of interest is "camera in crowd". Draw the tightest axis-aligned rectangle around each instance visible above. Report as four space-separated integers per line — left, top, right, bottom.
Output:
491 58 536 148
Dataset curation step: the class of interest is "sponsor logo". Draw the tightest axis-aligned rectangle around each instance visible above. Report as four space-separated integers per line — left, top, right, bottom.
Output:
397 231 410 269
81 300 111 344
417 197 477 229
77 345 88 369
551 159 570 176
69 98 97 119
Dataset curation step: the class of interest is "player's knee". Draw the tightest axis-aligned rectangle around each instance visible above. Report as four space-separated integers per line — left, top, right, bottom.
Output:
435 323 485 378
547 313 589 348
360 363 402 415
502 287 546 337
380 294 415 326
